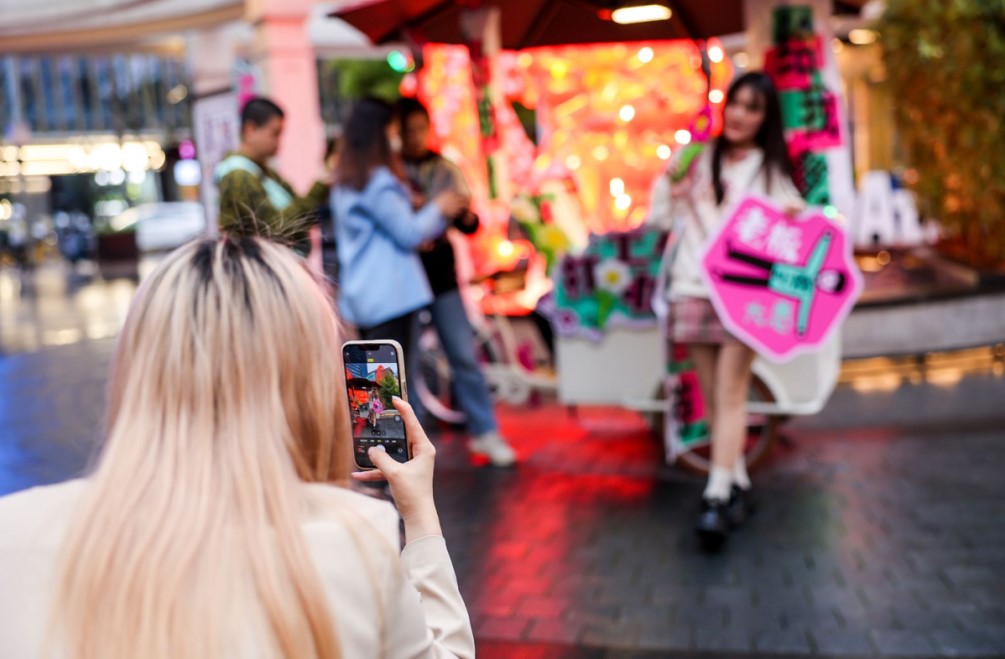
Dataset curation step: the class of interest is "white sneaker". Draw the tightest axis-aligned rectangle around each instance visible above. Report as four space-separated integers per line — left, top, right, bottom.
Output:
468 432 517 467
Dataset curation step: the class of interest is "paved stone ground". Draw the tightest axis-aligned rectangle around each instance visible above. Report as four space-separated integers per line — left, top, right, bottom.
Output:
0 261 142 354
1 266 1004 658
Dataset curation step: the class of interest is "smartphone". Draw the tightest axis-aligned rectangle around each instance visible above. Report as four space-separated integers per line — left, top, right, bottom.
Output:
342 340 411 469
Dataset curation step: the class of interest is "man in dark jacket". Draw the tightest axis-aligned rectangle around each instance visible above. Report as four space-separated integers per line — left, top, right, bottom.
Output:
399 97 516 467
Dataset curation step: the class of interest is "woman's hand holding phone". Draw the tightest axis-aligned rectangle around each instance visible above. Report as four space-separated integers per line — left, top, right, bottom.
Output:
351 397 442 543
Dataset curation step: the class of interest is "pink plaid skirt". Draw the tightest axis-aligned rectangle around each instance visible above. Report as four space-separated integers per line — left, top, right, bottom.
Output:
668 296 730 344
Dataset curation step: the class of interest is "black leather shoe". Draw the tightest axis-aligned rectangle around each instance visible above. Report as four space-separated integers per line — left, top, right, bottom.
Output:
726 485 756 528
695 498 729 551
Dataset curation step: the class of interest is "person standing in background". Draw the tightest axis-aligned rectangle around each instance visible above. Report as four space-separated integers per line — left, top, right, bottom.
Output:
398 97 517 467
649 72 804 549
318 136 341 284
216 97 332 254
332 98 467 376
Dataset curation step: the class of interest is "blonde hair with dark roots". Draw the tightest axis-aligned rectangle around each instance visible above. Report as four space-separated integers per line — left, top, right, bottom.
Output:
49 237 351 658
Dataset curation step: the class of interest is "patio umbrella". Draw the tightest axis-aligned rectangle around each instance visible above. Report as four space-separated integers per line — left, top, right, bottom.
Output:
330 1 870 48
330 0 743 47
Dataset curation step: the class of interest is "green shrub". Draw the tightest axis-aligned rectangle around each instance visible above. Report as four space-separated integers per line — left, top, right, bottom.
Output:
880 0 1005 267
330 59 404 103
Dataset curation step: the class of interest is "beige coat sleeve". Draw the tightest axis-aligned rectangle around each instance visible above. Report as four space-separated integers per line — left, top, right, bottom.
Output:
305 486 473 658
384 536 475 658
379 513 474 659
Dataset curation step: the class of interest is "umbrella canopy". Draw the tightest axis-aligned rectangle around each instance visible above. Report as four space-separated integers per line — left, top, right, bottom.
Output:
331 0 870 48
332 0 741 47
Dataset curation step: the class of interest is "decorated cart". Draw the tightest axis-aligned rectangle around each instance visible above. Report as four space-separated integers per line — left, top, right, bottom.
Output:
335 2 862 471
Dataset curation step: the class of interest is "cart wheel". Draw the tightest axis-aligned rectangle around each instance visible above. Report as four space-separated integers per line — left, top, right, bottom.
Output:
647 376 780 476
415 328 466 426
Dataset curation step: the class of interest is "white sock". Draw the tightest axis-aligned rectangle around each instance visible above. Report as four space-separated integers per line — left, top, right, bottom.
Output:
703 466 733 502
733 456 752 490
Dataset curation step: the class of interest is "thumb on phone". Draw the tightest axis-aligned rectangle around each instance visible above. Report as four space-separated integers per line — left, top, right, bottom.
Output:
365 444 396 472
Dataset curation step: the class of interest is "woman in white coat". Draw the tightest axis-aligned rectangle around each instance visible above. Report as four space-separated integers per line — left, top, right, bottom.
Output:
650 72 804 550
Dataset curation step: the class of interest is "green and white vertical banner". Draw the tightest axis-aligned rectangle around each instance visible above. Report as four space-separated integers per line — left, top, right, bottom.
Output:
743 0 855 220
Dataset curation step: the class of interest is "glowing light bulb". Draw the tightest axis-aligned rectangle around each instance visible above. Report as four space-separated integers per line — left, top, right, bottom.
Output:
618 104 636 122
637 47 654 63
657 145 672 160
496 240 516 259
609 177 625 196
565 154 582 170
709 89 724 104
849 29 878 45
615 194 632 211
675 130 692 145
611 4 671 24
708 46 724 63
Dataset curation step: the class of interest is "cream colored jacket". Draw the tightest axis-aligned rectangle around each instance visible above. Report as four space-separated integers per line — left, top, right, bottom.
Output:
0 479 474 659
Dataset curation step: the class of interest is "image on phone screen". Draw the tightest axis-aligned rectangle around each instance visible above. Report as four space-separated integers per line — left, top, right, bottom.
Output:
343 343 408 469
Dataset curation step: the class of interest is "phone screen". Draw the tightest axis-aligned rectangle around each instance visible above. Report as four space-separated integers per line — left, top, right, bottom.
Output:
343 343 409 469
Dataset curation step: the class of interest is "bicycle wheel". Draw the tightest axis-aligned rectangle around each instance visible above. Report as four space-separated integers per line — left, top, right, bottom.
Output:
415 327 467 426
648 375 780 476
415 312 512 426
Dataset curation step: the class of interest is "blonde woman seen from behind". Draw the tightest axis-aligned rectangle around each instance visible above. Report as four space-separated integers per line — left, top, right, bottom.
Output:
0 237 474 659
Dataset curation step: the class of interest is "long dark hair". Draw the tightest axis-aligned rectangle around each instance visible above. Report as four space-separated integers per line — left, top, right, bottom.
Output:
337 98 395 191
711 72 795 205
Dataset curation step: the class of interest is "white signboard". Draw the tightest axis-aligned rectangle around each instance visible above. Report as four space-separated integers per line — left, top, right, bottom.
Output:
192 92 239 236
854 170 925 248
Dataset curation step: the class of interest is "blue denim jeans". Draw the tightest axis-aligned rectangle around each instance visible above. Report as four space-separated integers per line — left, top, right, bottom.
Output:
430 289 498 436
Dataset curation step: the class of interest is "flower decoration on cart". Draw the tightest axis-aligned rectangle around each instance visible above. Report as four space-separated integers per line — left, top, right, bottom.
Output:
545 228 668 342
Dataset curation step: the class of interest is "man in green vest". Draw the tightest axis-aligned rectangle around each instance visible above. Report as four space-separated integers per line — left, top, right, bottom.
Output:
216 97 332 254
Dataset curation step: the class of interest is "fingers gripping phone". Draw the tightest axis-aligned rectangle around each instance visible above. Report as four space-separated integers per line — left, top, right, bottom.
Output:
342 340 411 469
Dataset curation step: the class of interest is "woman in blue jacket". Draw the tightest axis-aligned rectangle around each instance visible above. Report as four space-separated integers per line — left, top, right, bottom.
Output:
332 98 468 352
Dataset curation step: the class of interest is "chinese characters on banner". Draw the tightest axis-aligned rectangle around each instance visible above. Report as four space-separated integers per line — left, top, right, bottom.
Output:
547 228 667 342
702 196 863 362
764 5 842 206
